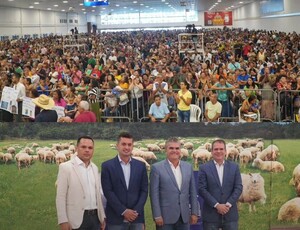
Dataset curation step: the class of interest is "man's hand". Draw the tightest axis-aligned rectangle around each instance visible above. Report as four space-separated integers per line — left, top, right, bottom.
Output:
154 216 164 227
100 219 106 230
216 204 230 215
190 214 198 224
123 209 138 222
60 222 72 230
150 117 156 122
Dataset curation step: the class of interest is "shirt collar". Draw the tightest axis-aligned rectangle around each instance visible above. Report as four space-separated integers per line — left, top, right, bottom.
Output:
214 160 225 166
75 155 90 168
118 155 131 164
168 159 180 168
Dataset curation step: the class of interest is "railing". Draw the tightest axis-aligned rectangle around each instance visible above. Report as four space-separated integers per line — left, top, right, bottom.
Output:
1 88 299 122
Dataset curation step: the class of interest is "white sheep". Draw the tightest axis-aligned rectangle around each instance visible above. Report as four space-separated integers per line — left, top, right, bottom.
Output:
252 158 285 172
239 173 267 212
226 147 239 161
255 141 264 151
23 147 34 155
257 144 280 161
239 149 252 168
192 149 211 168
139 151 157 162
0 152 4 161
7 147 16 157
68 145 76 153
3 153 13 164
146 144 161 152
16 153 32 170
278 197 300 222
43 150 55 163
180 148 189 160
55 152 67 165
290 164 300 185
132 156 150 171
183 142 194 151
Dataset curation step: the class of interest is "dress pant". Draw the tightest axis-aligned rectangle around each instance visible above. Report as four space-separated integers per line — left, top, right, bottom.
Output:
73 209 100 230
156 216 189 230
107 222 144 230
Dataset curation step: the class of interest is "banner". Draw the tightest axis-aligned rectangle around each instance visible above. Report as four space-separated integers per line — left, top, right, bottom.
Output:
22 97 36 119
204 11 232 26
0 86 19 114
53 106 65 120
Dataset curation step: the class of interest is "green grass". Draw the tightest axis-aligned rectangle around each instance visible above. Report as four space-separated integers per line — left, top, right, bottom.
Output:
0 139 300 230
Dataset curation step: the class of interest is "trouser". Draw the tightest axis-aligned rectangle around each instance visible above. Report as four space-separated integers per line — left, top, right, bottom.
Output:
73 209 100 230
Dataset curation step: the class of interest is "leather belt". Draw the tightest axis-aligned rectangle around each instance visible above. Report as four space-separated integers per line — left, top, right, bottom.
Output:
84 209 97 215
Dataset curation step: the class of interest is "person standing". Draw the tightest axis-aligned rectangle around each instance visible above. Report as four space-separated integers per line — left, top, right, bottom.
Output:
150 137 199 230
101 132 148 230
12 72 26 122
198 139 243 230
56 136 106 230
175 81 192 122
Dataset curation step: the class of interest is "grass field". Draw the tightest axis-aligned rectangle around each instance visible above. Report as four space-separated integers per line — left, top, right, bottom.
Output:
0 138 300 230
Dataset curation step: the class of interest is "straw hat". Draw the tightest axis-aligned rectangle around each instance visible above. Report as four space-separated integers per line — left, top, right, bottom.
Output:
32 94 55 110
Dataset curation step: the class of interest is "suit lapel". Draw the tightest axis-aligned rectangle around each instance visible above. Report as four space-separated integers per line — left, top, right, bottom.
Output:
222 161 230 186
71 158 86 193
164 160 180 191
113 156 127 190
209 160 222 188
128 159 136 190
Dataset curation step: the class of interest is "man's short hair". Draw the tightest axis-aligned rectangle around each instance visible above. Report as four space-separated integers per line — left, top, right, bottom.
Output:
77 135 94 145
154 94 161 100
117 132 133 143
165 137 180 149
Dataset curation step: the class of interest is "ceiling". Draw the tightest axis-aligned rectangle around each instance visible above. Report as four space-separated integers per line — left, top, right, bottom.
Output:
0 0 259 15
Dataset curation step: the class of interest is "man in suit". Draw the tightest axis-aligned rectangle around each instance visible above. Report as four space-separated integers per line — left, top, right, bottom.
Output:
150 137 199 230
101 132 148 230
198 139 243 230
56 136 106 230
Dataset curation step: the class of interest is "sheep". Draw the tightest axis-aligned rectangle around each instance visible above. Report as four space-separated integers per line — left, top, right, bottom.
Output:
183 142 194 151
146 144 161 152
7 147 16 157
109 143 116 149
132 156 150 171
257 144 280 161
43 150 55 163
158 143 165 150
192 149 211 168
290 164 300 187
277 197 300 222
31 143 39 148
3 153 13 164
248 147 260 159
239 149 252 168
23 147 34 155
16 153 32 170
32 155 39 161
239 173 267 212
55 152 67 165
68 145 76 153
180 148 189 160
252 158 285 172
226 147 239 162
139 151 157 163
0 152 4 161
255 141 264 151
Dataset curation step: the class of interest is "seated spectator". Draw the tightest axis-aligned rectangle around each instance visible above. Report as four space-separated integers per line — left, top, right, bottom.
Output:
64 95 77 118
240 95 259 122
148 95 170 122
60 101 96 123
32 94 58 122
103 82 118 117
36 78 50 96
52 89 67 107
204 93 222 122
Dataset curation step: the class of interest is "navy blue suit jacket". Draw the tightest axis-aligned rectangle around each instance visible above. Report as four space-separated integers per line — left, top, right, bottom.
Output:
35 109 58 122
198 160 242 223
101 156 148 225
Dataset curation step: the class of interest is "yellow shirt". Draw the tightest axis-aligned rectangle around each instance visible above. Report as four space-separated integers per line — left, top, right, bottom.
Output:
178 90 192 111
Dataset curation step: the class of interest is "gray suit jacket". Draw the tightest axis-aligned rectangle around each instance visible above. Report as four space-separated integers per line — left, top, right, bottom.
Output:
150 159 199 224
198 160 242 223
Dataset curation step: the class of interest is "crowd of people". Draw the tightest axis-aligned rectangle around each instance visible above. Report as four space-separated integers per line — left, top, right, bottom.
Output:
1 27 300 122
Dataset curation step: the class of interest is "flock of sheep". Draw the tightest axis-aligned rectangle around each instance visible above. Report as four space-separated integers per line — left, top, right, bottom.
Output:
1 138 300 224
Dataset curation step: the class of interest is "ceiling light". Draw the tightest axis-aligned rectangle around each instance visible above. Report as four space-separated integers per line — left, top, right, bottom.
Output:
140 3 144 6
83 12 86 14
162 0 165 2
8 0 15 2
239 1 244 3
54 4 58 7
34 2 39 4
124 6 127 8
92 10 95 12
47 8 51 10
79 3 83 6
133 1 137 3
63 1 68 3
82 8 85 10
218 0 221 2
61 9 65 11
92 5 96 8
29 6 34 8
145 6 149 8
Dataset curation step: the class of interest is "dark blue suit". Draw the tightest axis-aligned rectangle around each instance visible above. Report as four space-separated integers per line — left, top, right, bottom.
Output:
101 156 148 225
198 160 242 225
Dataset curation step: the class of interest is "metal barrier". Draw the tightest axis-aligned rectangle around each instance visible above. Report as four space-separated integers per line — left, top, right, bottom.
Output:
1 88 299 122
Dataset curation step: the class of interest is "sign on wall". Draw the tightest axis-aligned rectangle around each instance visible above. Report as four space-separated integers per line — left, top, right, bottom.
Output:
204 11 233 26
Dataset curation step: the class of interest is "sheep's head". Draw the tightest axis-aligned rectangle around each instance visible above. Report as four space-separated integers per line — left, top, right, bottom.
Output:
249 173 262 184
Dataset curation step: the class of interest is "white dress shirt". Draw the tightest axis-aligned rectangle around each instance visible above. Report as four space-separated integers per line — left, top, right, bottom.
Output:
75 156 97 210
168 160 182 190
118 155 131 189
214 160 224 186
14 82 26 101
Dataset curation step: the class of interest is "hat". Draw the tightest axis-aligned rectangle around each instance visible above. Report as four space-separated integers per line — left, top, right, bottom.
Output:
32 94 55 110
88 88 97 96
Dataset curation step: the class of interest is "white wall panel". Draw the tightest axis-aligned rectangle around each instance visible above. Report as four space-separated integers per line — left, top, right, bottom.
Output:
22 9 40 25
0 7 21 24
40 11 55 26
